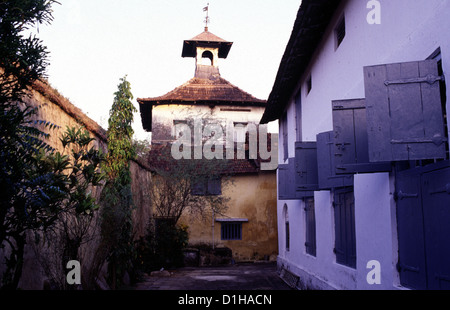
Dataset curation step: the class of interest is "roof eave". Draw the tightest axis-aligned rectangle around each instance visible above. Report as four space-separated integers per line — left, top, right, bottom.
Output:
260 0 342 124
138 98 266 107
182 40 233 58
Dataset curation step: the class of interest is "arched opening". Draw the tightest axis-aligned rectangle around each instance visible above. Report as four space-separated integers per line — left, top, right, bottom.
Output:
201 51 214 66
283 204 290 252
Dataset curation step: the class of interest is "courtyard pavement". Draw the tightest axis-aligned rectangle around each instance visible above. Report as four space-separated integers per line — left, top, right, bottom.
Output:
133 262 292 290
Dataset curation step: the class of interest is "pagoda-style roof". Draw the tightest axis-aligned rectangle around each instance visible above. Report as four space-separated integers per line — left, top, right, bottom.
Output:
182 29 233 58
138 76 265 106
137 73 266 132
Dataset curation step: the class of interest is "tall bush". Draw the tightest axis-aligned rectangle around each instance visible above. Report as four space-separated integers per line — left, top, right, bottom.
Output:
99 76 137 289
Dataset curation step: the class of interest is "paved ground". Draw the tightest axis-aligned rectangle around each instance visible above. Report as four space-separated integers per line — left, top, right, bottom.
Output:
133 262 292 290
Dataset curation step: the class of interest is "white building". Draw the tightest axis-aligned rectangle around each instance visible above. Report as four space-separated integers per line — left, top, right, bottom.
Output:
261 0 450 290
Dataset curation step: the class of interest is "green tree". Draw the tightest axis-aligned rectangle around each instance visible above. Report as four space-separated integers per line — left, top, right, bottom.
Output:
0 0 61 290
100 76 137 289
0 0 56 103
35 127 105 290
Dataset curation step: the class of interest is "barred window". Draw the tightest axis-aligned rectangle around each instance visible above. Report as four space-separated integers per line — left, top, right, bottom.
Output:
221 222 242 241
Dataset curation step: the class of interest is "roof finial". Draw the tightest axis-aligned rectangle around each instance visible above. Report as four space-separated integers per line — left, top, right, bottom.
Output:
203 3 210 31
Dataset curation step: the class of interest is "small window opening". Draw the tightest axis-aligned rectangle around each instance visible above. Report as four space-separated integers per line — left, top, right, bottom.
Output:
335 15 346 49
202 51 214 66
306 75 312 94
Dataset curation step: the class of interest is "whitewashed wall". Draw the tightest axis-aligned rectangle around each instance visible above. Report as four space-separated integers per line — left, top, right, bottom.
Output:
277 0 450 290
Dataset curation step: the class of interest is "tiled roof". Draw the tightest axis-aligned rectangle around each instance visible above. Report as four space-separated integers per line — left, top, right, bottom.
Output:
182 30 233 58
190 30 228 43
138 74 266 132
138 76 266 106
30 80 154 172
147 143 261 175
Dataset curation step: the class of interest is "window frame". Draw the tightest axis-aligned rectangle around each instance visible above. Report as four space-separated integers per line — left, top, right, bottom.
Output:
220 222 243 241
282 112 289 161
284 204 290 252
304 197 317 257
191 177 222 196
333 187 356 269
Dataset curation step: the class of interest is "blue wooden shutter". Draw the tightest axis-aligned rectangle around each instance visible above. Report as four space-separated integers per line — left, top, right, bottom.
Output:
191 181 206 196
295 91 302 141
317 131 353 190
207 177 222 196
282 113 289 161
278 160 296 200
334 188 356 269
422 166 450 289
295 142 319 198
304 198 316 257
364 60 446 162
278 164 289 200
395 167 427 290
333 99 391 174
334 190 346 265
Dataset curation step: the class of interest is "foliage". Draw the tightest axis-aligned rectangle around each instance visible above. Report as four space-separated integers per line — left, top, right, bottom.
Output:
0 0 57 104
135 220 189 273
34 126 105 290
99 76 137 289
103 76 137 180
132 138 151 158
0 0 60 290
0 106 64 289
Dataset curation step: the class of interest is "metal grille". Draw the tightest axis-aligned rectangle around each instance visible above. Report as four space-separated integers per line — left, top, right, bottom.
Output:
280 268 299 289
221 222 242 241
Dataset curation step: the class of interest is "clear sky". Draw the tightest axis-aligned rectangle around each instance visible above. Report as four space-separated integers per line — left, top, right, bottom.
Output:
31 0 302 140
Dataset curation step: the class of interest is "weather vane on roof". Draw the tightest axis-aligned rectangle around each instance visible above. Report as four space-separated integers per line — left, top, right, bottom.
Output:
203 3 210 31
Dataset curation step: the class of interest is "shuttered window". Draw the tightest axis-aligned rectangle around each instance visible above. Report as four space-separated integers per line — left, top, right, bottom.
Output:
282 112 289 161
317 131 353 190
295 90 302 142
396 162 450 290
332 99 391 174
364 60 447 162
278 159 296 200
295 142 319 198
191 177 222 196
284 204 290 252
305 198 316 257
334 188 356 269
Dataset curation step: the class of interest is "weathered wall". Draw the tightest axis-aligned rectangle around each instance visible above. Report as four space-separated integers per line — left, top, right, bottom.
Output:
151 104 272 142
2 80 153 289
180 172 278 261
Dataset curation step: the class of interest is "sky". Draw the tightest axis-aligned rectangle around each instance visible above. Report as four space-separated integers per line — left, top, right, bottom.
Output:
30 0 302 141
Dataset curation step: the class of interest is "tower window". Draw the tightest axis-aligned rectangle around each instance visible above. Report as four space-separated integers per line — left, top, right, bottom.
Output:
202 51 214 66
